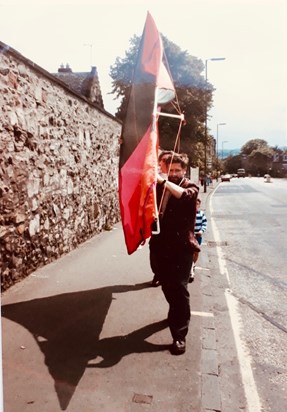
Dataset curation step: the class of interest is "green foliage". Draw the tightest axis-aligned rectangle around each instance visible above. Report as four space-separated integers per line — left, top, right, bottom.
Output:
224 155 242 173
223 138 275 176
241 139 274 171
241 139 269 155
109 35 140 120
221 139 287 177
109 33 214 165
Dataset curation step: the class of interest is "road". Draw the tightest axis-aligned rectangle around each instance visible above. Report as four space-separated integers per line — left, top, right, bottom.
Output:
207 177 287 412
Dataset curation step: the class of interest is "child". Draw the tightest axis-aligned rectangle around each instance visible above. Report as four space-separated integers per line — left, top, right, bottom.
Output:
189 198 207 282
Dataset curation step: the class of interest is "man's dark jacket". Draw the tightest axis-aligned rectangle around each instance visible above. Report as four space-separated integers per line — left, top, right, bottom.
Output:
150 178 199 253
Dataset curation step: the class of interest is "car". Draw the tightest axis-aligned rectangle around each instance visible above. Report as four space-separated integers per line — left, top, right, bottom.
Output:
237 168 246 177
264 174 271 182
221 173 231 182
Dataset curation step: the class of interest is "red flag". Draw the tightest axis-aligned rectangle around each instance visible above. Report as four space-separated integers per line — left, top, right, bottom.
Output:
119 12 175 254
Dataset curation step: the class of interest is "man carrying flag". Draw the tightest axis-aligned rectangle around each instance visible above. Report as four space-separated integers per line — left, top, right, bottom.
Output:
119 12 197 355
150 154 199 355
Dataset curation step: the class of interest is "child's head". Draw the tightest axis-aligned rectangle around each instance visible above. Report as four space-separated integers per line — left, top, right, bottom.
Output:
158 150 174 173
196 198 201 210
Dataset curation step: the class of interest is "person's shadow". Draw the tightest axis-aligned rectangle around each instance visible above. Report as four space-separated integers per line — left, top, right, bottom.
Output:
1 282 169 410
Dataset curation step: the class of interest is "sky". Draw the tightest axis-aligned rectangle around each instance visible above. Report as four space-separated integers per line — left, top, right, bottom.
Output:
0 0 286 151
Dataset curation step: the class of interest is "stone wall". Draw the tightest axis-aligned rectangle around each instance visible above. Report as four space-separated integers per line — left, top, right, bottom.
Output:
0 42 121 291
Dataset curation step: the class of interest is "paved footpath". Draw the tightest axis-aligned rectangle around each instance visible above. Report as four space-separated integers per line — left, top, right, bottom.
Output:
1 182 221 412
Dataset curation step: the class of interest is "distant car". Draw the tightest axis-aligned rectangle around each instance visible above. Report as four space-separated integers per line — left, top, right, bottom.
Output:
221 173 231 182
237 168 246 177
264 174 271 182
232 173 238 178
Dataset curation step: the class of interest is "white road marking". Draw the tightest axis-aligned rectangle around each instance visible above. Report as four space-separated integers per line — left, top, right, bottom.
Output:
225 290 262 411
190 311 214 317
209 189 262 412
195 266 210 271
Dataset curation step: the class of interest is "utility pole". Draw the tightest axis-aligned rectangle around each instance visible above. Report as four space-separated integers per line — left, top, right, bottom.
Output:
203 57 225 193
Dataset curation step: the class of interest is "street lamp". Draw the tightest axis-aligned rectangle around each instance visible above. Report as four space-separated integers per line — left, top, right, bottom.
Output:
216 123 226 159
204 57 226 193
221 140 228 160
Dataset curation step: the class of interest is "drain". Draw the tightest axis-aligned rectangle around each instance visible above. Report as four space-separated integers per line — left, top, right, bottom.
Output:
132 393 153 404
207 240 228 247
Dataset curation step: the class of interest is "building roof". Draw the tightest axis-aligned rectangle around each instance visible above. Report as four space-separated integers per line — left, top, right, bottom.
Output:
52 64 104 108
0 40 120 122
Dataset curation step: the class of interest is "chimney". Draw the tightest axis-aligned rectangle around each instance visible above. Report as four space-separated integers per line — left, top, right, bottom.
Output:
58 63 72 73
91 66 97 75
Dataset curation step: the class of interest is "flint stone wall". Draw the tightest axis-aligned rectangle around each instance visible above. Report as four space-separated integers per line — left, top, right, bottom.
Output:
0 43 121 291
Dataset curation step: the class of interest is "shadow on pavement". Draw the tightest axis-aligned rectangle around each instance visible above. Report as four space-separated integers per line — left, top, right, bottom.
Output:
2 282 168 410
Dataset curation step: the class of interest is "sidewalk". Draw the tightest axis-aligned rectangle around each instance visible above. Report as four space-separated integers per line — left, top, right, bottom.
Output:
196 180 221 412
1 182 220 412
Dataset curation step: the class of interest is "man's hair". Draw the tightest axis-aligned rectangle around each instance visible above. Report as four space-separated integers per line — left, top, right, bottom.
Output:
166 152 189 169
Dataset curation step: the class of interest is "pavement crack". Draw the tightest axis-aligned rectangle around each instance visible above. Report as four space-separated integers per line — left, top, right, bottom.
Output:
229 290 287 335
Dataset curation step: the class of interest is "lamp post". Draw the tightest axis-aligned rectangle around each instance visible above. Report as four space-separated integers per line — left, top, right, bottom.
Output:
216 122 226 159
221 140 228 160
204 57 226 193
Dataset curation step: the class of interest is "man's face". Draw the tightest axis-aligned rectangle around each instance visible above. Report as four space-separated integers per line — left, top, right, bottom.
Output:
168 162 186 184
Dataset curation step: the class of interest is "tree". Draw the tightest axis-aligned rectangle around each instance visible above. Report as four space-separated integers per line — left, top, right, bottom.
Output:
109 34 214 166
241 139 269 155
224 154 242 173
240 139 274 175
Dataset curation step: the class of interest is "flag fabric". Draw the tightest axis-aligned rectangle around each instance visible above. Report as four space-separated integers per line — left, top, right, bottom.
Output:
119 11 175 254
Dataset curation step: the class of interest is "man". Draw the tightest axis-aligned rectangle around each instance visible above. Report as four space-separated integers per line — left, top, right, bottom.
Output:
149 154 199 355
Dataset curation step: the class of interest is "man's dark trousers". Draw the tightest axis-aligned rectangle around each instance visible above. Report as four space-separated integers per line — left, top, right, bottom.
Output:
152 247 193 341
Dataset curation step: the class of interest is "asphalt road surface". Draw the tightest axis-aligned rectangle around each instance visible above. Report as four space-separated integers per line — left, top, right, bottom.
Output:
207 177 287 412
